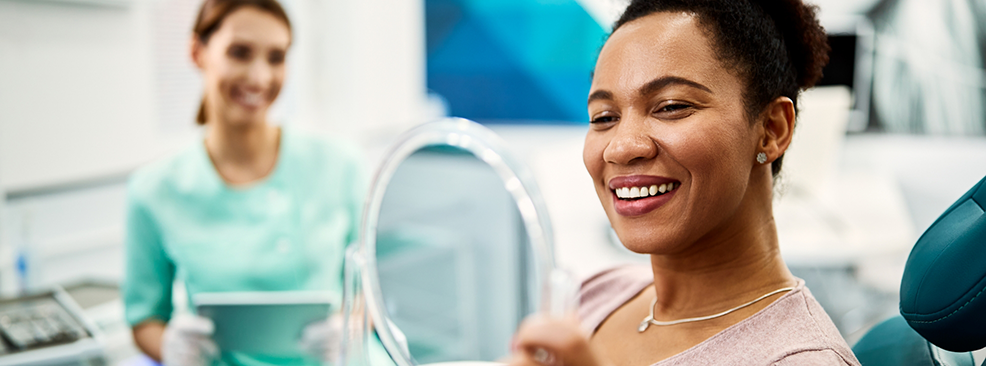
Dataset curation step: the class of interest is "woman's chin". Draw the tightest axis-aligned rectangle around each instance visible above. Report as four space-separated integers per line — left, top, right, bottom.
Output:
617 233 682 255
623 245 675 256
222 109 268 127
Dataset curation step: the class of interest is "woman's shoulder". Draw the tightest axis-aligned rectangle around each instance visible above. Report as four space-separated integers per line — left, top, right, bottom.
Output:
278 127 367 194
578 264 653 334
282 126 363 168
762 284 858 365
659 281 860 366
766 284 860 365
128 141 212 202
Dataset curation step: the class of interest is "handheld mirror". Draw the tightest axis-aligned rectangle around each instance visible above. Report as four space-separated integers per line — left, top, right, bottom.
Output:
341 118 576 366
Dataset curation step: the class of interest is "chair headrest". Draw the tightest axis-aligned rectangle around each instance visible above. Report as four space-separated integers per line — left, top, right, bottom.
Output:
900 175 986 352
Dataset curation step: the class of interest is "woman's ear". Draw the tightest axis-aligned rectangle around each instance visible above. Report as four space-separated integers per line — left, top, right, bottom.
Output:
759 96 796 163
190 37 206 70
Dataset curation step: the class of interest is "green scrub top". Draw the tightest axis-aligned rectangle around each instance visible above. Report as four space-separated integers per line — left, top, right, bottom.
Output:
123 126 368 366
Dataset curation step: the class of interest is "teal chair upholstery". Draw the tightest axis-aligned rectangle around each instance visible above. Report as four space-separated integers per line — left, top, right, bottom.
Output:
853 316 973 366
900 176 986 352
852 175 986 365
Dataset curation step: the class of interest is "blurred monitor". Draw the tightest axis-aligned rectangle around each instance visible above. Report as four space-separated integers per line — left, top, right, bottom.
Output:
817 16 875 132
818 34 858 89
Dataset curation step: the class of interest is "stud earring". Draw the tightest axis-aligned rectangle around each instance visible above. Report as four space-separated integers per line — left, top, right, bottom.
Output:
756 152 767 164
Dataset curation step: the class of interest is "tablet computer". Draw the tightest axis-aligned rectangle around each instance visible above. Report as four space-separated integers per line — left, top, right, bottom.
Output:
193 291 333 356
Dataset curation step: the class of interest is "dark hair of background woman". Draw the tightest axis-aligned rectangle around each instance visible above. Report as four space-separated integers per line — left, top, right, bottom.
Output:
192 0 293 125
614 0 830 176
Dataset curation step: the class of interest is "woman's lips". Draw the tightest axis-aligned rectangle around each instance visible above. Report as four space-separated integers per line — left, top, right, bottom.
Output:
230 87 268 110
608 175 680 217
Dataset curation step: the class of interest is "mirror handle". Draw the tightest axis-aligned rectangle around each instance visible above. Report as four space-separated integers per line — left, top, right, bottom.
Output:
547 269 580 317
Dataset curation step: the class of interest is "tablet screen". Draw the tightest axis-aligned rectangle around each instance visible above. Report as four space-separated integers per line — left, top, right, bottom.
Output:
194 291 334 356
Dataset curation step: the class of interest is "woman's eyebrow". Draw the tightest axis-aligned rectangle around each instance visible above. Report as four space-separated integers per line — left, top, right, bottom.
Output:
587 90 614 104
639 76 713 96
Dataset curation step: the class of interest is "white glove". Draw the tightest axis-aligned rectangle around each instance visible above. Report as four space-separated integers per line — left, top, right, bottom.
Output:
162 314 219 366
299 313 412 363
299 313 344 362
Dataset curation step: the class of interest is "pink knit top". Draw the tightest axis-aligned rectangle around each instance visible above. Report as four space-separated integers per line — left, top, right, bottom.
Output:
579 265 861 365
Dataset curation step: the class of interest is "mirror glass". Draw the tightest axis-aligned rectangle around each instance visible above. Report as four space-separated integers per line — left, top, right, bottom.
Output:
375 147 534 363
342 118 570 366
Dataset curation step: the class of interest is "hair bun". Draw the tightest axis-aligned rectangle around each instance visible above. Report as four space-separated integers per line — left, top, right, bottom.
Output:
756 0 830 89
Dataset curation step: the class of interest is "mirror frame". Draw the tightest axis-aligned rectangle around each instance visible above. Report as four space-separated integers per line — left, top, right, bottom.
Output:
343 118 560 366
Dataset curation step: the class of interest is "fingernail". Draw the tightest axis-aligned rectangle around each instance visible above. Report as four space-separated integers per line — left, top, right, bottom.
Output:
533 348 556 365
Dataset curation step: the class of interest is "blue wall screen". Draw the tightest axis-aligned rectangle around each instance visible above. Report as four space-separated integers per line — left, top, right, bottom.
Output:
426 0 608 124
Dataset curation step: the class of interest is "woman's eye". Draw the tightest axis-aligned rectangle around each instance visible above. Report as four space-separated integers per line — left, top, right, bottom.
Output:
228 45 251 61
268 51 285 65
590 115 619 124
654 103 694 118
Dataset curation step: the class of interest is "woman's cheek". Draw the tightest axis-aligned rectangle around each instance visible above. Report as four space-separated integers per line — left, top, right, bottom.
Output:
582 135 606 180
268 80 283 102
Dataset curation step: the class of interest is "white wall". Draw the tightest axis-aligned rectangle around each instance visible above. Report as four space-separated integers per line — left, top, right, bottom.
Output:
303 0 429 143
0 0 191 192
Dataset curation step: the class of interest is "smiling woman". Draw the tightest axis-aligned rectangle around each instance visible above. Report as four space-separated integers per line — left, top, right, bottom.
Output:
508 1 861 365
192 0 290 127
122 1 368 366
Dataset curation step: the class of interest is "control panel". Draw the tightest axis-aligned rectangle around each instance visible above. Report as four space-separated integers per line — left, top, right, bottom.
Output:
0 289 104 366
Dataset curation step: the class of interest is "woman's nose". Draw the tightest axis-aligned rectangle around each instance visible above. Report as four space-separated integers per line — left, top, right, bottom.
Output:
246 59 273 86
603 117 658 166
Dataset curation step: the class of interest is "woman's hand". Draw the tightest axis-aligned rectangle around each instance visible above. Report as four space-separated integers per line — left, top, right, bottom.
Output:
298 311 411 363
299 313 344 362
509 314 607 366
161 314 219 366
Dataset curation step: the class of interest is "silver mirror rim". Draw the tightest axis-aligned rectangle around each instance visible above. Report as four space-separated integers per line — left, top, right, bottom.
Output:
353 117 557 366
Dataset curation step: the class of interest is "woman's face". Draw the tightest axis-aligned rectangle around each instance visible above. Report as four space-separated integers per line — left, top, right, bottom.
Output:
194 7 290 126
584 12 761 254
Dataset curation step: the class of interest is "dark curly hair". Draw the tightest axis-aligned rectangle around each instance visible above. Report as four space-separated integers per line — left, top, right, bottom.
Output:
612 0 830 175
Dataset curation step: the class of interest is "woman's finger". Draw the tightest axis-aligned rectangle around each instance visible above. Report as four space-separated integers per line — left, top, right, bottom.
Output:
511 314 604 366
507 347 558 366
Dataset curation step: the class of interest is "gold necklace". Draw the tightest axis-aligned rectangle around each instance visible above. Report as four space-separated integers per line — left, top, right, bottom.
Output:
638 287 794 332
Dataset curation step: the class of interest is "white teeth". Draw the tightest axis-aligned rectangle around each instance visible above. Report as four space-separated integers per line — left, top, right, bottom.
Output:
240 92 264 107
615 183 679 200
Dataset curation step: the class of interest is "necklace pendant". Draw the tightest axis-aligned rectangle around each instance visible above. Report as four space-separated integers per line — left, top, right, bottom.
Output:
638 320 650 333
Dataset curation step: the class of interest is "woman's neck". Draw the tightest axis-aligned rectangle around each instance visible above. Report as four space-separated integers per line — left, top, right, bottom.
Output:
204 121 281 185
647 171 796 320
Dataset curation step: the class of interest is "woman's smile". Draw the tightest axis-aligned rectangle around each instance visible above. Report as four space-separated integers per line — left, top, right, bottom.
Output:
229 85 269 110
609 175 681 216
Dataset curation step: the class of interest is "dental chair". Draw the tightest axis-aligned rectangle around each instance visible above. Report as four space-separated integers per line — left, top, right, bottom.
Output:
853 175 986 365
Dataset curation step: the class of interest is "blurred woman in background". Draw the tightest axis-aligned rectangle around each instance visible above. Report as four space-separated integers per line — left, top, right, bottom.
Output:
510 0 861 365
123 0 363 365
